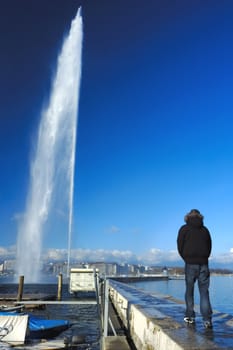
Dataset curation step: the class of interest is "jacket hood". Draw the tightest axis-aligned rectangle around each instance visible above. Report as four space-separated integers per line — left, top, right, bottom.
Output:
186 215 203 228
184 209 204 227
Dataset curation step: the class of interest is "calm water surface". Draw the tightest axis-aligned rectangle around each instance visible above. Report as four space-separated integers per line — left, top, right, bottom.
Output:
0 281 100 349
131 275 233 316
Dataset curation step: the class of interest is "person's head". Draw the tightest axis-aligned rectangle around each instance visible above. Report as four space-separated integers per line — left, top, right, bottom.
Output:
184 209 204 223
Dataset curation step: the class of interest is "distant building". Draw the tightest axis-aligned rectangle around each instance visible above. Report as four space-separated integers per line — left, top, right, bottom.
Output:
3 259 15 272
89 262 118 276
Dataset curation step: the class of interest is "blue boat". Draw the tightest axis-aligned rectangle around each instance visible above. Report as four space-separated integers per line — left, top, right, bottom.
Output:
27 314 70 339
0 311 70 345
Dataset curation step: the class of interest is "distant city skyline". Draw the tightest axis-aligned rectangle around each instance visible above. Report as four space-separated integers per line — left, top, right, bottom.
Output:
1 1 233 269
0 246 233 269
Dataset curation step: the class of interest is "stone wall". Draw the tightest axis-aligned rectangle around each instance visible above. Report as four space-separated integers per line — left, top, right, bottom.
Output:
108 279 219 350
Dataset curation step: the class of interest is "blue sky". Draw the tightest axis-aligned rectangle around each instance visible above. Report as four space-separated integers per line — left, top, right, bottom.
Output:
1 0 233 265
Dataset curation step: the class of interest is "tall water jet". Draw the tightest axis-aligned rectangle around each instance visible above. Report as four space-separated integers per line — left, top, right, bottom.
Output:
16 9 83 283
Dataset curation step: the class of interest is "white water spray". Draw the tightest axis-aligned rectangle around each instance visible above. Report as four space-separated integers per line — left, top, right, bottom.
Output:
16 9 83 282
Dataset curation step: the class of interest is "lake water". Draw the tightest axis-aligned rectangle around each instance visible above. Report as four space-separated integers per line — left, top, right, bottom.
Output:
0 282 100 349
131 275 233 316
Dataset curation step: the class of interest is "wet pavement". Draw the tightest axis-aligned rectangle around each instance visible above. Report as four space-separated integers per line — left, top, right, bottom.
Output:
109 280 233 349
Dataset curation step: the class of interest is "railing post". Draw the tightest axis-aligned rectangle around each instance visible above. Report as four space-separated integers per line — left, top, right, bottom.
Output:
103 278 109 337
94 270 104 350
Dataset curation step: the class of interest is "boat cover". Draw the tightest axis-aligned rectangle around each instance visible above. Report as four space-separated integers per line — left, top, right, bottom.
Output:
28 315 69 331
0 314 28 345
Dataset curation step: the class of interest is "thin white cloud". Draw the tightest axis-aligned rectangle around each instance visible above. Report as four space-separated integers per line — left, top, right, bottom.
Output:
138 248 180 264
0 247 10 256
107 226 120 234
210 250 233 265
11 212 24 221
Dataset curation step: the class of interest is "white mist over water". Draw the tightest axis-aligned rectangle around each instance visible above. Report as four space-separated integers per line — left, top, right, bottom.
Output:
16 9 83 283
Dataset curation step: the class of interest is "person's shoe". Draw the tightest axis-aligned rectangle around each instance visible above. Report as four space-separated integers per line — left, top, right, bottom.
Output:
204 320 213 329
184 317 195 324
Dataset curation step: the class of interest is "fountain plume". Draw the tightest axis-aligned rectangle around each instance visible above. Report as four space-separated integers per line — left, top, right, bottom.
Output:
16 8 83 282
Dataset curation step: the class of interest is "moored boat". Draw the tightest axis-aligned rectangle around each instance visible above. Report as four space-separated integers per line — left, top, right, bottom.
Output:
0 312 70 345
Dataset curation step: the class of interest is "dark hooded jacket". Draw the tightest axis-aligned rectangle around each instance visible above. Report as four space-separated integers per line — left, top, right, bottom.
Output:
177 215 212 265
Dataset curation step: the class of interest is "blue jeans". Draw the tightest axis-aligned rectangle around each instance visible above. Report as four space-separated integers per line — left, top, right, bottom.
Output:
185 263 212 321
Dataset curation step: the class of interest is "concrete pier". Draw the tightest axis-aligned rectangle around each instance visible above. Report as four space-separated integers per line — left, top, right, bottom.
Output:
109 279 233 350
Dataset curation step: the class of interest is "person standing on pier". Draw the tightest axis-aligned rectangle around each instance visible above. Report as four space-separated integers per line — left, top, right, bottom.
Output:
177 209 213 329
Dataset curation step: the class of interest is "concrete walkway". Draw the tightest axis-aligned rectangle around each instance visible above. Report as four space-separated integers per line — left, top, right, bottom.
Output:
109 280 233 349
104 336 131 350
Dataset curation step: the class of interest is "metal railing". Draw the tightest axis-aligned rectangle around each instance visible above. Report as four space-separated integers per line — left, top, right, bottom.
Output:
14 271 118 349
